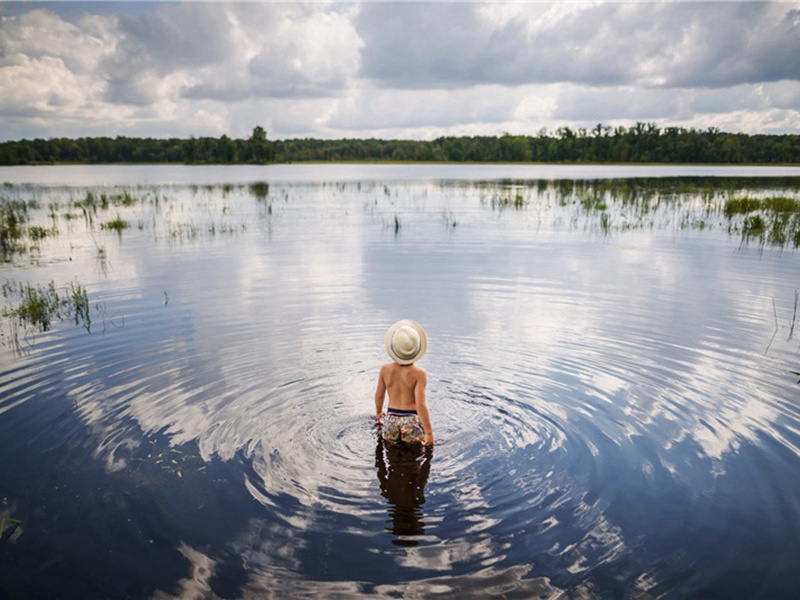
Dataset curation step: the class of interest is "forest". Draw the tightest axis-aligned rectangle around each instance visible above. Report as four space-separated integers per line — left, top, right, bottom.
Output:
1 123 798 165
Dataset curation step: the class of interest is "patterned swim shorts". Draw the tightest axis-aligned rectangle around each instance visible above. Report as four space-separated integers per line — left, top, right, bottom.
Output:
382 410 425 444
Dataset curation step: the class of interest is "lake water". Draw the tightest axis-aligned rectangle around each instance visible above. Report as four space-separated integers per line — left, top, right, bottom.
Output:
1 164 800 598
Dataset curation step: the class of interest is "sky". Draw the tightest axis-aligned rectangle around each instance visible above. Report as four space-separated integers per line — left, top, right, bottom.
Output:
0 0 799 142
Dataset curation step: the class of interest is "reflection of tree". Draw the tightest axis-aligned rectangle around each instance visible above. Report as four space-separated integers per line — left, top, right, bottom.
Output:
374 429 433 546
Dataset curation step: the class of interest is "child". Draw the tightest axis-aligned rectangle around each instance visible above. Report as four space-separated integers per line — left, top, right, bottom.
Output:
375 320 434 446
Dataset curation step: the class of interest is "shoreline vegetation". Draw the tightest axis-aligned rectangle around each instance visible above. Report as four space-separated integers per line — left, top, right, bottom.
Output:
1 123 799 166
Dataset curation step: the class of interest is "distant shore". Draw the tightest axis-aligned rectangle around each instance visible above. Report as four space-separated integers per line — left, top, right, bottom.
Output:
2 123 799 166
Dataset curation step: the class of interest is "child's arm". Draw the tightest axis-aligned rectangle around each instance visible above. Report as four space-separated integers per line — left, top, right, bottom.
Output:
374 367 387 423
415 370 434 446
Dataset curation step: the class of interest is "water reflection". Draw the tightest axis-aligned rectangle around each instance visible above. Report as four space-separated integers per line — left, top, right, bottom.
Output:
374 428 433 546
1 167 800 598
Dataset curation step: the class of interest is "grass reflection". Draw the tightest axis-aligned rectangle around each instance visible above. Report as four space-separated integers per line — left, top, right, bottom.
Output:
0 176 798 272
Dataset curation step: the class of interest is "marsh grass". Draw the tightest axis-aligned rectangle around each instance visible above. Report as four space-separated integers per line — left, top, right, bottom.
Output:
100 215 129 233
580 192 608 211
27 225 52 241
0 198 29 260
249 182 270 200
4 179 800 270
1 279 92 336
723 196 800 247
491 191 527 209
724 196 800 217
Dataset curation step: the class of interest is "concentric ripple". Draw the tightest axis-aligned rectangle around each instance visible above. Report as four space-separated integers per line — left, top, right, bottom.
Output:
1 168 800 598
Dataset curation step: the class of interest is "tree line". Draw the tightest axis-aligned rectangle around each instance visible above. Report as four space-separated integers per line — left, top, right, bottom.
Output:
1 123 798 165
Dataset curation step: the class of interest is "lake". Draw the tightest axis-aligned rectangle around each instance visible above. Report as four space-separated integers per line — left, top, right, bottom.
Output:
1 164 800 598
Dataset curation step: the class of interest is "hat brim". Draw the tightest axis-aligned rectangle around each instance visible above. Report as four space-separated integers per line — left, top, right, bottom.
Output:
384 319 427 365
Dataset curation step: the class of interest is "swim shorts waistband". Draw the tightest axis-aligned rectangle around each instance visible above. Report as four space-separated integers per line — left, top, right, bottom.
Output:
386 407 418 416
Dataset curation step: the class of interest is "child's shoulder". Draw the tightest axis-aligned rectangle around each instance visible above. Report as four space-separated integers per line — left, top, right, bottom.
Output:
409 364 427 378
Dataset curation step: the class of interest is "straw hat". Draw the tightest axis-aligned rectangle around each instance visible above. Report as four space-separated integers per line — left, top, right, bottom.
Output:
384 320 427 365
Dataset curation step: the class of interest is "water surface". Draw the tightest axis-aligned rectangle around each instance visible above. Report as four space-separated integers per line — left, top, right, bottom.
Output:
1 165 799 598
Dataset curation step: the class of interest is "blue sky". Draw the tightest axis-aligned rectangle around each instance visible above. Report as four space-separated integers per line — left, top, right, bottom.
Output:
1 1 798 141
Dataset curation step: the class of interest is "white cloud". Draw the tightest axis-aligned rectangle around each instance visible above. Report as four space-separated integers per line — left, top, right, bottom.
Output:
0 1 798 140
355 2 800 89
327 84 521 132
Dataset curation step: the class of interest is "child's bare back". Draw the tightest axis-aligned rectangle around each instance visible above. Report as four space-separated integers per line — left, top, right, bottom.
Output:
375 320 434 446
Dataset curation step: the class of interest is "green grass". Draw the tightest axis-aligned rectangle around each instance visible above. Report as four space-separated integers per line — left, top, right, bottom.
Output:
580 193 608 211
1 279 91 334
723 196 800 247
492 192 527 209
763 196 800 213
249 182 270 200
27 225 52 241
724 196 800 217
100 215 129 232
0 199 29 260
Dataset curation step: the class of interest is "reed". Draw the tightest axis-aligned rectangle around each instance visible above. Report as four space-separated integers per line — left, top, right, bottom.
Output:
0 199 28 260
101 215 129 233
723 197 763 217
1 279 92 334
580 193 608 211
724 196 800 217
249 182 270 200
491 192 527 209
723 196 800 247
27 225 53 241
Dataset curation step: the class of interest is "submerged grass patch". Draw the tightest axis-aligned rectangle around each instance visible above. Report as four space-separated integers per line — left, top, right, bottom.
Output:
724 196 800 217
27 225 51 241
0 198 30 260
724 196 800 247
491 191 527 209
100 215 129 232
1 279 91 334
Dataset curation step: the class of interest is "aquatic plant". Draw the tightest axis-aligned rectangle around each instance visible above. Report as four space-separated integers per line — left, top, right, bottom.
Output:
0 198 28 260
742 215 765 238
1 279 91 334
101 215 129 233
27 225 53 242
723 197 763 217
114 190 136 207
580 192 608 211
249 182 270 200
724 196 800 218
723 195 800 247
491 191 527 209
73 191 99 225
600 212 611 234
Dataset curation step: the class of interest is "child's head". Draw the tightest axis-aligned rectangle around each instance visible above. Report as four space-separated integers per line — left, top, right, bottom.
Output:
385 320 427 365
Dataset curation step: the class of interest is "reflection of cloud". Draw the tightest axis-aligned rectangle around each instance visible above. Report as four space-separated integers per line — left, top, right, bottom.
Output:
374 565 562 599
71 388 142 473
556 505 628 576
153 543 217 600
6 174 799 598
395 535 509 573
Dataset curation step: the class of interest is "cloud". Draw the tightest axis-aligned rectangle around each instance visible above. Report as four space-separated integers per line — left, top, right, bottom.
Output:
99 2 360 104
0 9 112 121
0 1 798 140
355 2 800 90
549 81 800 133
327 84 521 132
0 8 113 72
